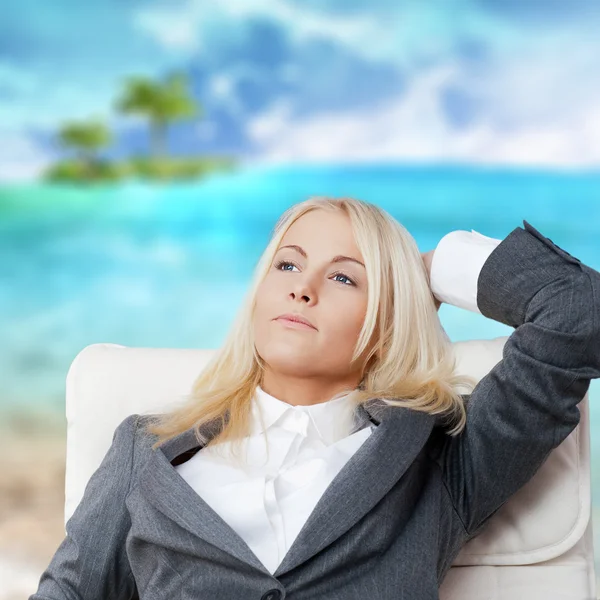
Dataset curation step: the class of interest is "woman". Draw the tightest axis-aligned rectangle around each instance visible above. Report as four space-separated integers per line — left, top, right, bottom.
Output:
30 197 600 599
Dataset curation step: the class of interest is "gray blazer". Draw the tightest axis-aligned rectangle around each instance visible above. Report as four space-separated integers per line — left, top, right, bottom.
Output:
30 221 600 600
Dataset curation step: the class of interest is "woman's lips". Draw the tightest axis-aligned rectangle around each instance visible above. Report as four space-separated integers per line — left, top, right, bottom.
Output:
275 317 316 330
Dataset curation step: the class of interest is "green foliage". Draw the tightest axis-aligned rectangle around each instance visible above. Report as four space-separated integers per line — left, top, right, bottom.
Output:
44 159 130 183
114 73 200 156
46 72 232 184
58 120 113 156
115 72 199 123
43 157 234 183
129 157 235 180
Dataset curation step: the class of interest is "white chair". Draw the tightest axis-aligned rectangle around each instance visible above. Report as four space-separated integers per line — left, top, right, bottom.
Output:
64 337 598 599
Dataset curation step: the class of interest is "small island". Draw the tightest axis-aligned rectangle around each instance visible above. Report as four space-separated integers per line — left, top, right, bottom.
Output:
45 73 235 183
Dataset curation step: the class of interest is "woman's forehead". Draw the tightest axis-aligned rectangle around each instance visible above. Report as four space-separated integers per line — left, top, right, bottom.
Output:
280 210 357 249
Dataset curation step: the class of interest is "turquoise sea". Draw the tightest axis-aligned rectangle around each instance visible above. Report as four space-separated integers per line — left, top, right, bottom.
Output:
1 163 599 507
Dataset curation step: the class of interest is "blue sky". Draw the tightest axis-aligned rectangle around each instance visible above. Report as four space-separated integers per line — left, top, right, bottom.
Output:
1 0 600 179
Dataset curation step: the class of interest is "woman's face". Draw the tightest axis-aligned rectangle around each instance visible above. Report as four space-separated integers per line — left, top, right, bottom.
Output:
253 209 370 387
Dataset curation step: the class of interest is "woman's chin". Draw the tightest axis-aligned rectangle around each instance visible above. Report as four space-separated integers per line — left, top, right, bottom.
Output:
261 345 319 369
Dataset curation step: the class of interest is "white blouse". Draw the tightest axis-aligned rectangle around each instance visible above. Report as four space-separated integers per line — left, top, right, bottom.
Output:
175 229 502 574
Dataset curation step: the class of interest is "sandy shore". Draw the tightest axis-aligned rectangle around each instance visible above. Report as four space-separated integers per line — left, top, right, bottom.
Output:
1 424 66 600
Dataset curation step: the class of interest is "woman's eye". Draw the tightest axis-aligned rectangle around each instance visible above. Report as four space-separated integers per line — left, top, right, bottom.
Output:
275 260 355 286
275 260 298 272
332 272 355 286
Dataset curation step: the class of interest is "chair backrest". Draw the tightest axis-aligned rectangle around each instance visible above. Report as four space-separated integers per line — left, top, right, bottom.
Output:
64 338 597 600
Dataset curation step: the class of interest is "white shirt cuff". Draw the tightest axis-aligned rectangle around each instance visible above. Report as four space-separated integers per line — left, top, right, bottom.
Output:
429 230 502 314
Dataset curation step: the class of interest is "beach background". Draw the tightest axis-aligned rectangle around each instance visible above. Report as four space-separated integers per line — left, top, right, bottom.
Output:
1 1 599 598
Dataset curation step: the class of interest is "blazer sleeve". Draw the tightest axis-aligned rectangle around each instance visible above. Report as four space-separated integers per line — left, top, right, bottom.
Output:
29 414 139 600
427 219 600 541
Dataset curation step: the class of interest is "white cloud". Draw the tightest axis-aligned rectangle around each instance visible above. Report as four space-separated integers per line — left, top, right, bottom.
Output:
135 7 200 52
134 0 600 168
0 79 117 135
0 133 53 181
135 0 381 56
246 64 600 168
206 73 247 118
133 0 578 71
247 99 294 142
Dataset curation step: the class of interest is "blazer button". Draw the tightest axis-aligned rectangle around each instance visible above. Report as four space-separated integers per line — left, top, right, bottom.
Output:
261 590 283 600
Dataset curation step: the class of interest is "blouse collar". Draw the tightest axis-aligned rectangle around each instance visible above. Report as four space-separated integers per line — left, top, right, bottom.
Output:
251 385 362 445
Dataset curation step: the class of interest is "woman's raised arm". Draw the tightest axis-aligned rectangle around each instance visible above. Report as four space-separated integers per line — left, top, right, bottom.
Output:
426 220 600 541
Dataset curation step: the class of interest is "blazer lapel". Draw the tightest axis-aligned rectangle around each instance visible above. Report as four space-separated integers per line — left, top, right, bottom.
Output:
273 399 435 575
138 419 272 573
137 397 436 576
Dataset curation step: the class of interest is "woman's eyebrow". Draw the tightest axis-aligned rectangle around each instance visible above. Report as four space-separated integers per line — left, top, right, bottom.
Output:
277 244 365 269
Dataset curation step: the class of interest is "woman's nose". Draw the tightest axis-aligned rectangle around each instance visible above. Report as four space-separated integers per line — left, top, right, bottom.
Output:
290 278 316 303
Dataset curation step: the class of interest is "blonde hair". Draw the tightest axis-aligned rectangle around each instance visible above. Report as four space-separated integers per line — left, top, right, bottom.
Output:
145 196 477 465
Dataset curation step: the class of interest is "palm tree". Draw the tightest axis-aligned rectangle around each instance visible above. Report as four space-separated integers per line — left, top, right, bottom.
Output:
114 73 200 157
58 119 112 167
